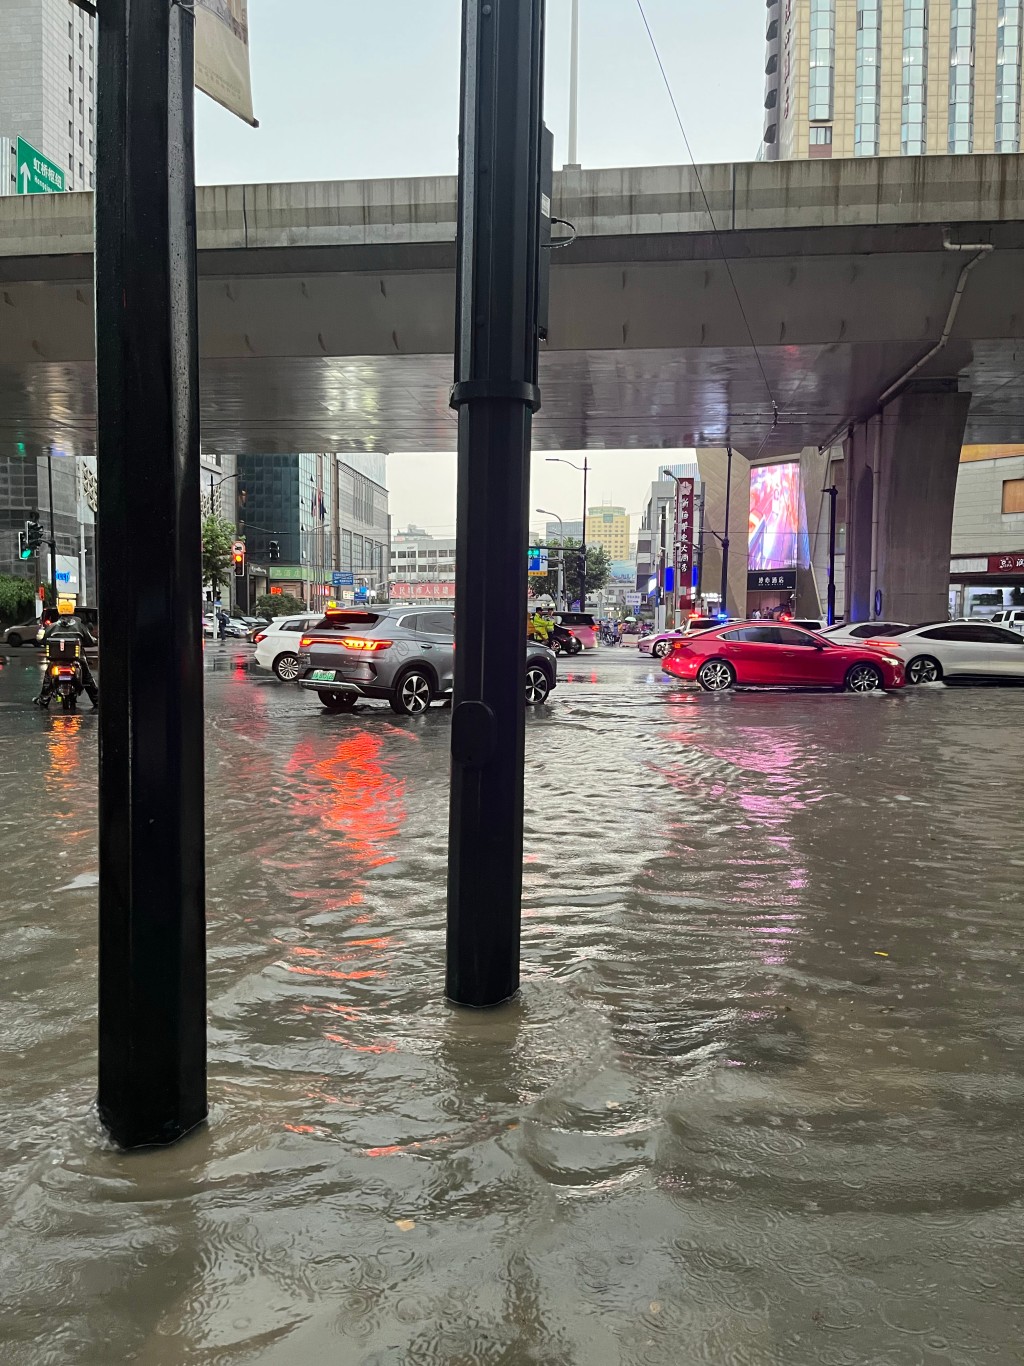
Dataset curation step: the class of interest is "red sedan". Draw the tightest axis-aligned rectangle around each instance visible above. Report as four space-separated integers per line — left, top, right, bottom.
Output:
661 622 906 693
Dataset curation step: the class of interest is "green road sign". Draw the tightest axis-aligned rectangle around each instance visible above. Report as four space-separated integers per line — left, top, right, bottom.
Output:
16 136 66 195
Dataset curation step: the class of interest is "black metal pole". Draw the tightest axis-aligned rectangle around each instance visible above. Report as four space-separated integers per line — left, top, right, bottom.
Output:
46 448 58 604
580 457 588 611
95 0 207 1148
696 489 706 602
826 484 838 626
447 0 545 1008
719 445 732 615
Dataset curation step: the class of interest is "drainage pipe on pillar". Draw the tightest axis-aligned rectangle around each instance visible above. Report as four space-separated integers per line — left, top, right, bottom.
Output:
876 232 994 408
818 232 994 457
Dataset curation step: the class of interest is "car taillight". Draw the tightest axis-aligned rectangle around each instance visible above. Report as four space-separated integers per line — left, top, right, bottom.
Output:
254 632 266 643
869 640 901 650
299 635 392 651
672 641 687 650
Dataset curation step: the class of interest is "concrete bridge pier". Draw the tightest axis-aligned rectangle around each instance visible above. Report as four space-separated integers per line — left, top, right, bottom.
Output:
845 381 971 624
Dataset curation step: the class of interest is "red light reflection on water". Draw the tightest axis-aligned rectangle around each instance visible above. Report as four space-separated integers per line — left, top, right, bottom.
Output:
285 731 407 875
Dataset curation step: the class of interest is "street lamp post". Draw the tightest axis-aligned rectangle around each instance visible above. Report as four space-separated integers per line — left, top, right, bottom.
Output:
536 508 564 610
719 445 733 616
207 470 242 612
824 484 839 625
546 456 589 610
567 0 580 168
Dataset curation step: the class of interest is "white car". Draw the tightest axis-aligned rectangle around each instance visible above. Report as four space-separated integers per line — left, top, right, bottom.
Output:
253 613 322 680
638 616 725 657
879 621 1024 684
821 620 910 644
990 608 1024 635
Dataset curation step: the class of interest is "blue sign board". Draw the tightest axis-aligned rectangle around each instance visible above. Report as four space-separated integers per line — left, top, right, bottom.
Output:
333 571 354 587
664 566 675 594
354 587 369 602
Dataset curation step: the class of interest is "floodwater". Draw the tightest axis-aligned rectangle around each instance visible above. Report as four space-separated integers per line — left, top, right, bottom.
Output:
0 644 1022 1365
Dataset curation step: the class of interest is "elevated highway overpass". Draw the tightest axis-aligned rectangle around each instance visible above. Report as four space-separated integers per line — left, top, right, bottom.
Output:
1 153 1022 463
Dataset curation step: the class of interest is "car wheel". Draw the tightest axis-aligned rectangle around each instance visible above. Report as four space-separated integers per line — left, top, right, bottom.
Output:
273 652 300 682
549 637 562 656
653 640 671 659
6 633 21 648
845 662 884 693
906 654 942 685
318 690 356 711
696 659 734 692
390 668 432 716
525 664 551 705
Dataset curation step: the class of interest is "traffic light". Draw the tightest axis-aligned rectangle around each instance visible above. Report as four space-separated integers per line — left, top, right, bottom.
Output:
268 540 281 561
19 520 43 559
232 548 245 578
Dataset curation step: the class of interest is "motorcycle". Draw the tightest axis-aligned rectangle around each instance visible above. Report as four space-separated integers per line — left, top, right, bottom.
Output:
43 637 85 712
601 626 622 645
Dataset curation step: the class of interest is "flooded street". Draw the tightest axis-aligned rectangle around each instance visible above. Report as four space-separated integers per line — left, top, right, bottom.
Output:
1 644 1023 1364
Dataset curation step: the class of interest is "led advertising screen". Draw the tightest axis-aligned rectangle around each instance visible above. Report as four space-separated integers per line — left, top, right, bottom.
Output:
748 462 801 572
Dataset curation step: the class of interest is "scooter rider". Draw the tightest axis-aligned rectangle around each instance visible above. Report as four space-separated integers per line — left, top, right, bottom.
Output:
35 615 99 710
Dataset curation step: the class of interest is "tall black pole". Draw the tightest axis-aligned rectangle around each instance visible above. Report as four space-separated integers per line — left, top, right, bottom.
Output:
447 0 545 1008
46 448 58 604
95 0 207 1148
719 445 733 615
579 457 588 611
696 489 706 603
826 484 838 626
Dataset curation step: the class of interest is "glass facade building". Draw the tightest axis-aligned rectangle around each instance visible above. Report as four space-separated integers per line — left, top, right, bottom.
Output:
902 0 930 154
764 0 1022 160
855 0 883 155
237 452 389 609
809 0 836 121
996 0 1023 149
949 0 977 151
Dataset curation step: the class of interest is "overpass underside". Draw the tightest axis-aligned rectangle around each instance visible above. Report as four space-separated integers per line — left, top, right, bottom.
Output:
2 220 1023 460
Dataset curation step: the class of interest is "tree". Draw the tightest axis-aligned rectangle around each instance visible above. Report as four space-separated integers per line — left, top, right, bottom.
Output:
254 592 304 618
202 515 235 601
0 573 36 625
528 537 611 609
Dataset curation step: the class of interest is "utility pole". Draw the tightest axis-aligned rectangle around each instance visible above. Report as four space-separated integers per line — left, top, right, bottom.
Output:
825 484 839 625
95 0 207 1148
719 445 733 616
46 448 58 606
447 0 546 1009
696 488 707 605
567 0 580 167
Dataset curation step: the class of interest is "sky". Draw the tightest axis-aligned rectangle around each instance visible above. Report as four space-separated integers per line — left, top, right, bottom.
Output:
194 0 767 541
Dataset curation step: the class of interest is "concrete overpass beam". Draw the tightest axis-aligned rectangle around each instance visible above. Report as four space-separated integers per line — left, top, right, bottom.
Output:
845 382 971 624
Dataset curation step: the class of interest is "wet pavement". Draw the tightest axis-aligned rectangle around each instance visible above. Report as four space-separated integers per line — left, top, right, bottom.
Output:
1 643 1023 1364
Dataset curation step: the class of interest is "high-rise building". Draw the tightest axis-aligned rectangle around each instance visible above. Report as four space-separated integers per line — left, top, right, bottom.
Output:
585 506 631 561
0 0 98 194
544 519 584 543
763 0 1022 161
237 452 389 610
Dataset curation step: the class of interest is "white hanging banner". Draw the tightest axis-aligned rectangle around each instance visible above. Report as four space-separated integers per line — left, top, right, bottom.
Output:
194 0 257 127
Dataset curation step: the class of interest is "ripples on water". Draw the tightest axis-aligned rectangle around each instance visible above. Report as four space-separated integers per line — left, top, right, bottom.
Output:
0 650 1022 1363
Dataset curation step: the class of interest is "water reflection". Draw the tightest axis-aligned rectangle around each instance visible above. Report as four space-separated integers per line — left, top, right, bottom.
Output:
1 656 1023 1361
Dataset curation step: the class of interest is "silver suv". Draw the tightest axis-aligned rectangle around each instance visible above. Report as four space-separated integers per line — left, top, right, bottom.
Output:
296 607 558 715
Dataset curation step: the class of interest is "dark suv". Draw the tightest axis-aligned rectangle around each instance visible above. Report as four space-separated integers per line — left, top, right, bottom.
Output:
296 607 558 715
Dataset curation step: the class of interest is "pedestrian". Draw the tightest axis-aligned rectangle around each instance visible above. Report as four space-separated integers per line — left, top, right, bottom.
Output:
217 608 229 642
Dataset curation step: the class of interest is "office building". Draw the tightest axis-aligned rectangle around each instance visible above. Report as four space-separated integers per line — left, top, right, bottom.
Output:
544 519 584 543
388 527 456 602
237 452 389 609
763 0 1022 161
0 0 97 193
0 452 96 603
585 506 631 561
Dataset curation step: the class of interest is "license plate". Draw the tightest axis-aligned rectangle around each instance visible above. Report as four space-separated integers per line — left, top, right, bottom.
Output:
310 669 337 683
